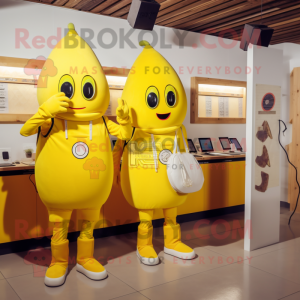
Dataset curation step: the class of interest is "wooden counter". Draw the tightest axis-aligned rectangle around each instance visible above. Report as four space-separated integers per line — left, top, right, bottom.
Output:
0 152 245 175
0 163 34 172
0 153 245 249
195 152 245 162
0 163 34 176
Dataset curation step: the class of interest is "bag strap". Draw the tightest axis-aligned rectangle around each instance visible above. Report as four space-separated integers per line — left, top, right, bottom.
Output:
173 130 180 154
180 127 189 153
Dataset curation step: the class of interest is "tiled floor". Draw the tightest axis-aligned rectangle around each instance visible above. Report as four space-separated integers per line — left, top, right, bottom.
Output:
1 207 300 300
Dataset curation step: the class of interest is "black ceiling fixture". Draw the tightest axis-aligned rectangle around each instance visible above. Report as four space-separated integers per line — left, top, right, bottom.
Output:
240 0 274 51
127 0 161 31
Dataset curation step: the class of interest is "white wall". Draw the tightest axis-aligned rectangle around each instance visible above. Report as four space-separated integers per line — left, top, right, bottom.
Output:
0 0 248 161
271 43 300 202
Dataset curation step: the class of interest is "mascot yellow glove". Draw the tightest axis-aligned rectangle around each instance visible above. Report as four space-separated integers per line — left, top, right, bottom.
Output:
116 98 129 123
41 92 71 116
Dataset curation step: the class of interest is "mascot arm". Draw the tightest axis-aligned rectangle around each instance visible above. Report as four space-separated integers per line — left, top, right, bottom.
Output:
20 106 53 137
20 92 70 137
104 98 132 140
105 117 132 140
112 138 125 187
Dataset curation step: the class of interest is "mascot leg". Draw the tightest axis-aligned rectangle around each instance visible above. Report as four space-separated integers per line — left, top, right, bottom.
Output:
163 207 195 260
137 209 159 265
44 209 71 287
76 208 107 280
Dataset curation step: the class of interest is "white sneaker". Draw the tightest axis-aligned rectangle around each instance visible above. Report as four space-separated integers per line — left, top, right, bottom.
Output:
44 267 68 287
76 263 108 280
136 249 159 266
164 247 196 260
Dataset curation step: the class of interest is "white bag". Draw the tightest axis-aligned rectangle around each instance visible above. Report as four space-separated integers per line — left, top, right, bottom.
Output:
166 128 204 194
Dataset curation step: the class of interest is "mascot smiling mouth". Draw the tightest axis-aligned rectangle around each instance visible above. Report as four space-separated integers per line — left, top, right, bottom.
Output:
156 113 171 120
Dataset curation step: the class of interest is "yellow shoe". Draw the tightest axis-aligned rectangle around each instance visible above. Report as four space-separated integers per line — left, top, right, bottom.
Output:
164 223 195 260
44 240 69 287
76 238 107 280
137 225 159 265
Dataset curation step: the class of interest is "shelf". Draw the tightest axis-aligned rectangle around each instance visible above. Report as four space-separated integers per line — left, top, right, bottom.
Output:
0 114 117 124
0 56 130 124
0 78 36 85
195 117 246 124
190 77 247 124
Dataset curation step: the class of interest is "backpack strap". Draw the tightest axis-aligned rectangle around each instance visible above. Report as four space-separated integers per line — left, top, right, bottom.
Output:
102 116 108 133
123 127 136 151
36 118 54 144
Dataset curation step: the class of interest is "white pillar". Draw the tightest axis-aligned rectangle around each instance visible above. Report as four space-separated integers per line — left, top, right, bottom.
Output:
244 44 283 251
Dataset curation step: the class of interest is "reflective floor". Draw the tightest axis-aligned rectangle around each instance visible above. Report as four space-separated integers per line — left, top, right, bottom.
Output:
1 206 300 300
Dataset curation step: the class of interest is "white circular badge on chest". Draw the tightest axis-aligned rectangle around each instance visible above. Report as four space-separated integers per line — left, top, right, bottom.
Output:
159 149 172 165
72 142 89 159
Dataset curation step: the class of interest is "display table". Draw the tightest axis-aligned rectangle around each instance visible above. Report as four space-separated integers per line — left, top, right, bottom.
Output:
0 154 245 254
195 152 245 162
0 163 34 176
0 152 245 173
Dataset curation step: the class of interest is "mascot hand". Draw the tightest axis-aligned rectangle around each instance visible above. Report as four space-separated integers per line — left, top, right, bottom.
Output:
113 167 121 187
41 92 70 116
116 98 129 120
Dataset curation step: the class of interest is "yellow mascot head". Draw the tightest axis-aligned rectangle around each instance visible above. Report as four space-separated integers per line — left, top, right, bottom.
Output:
122 41 187 130
37 23 109 120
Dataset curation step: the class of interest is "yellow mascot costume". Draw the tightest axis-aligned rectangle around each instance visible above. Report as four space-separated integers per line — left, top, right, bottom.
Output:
113 41 195 265
20 24 131 286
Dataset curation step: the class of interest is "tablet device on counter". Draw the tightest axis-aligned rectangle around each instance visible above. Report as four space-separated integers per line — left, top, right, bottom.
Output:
198 138 229 156
198 138 214 152
219 137 231 151
229 138 243 151
187 139 197 153
187 139 202 157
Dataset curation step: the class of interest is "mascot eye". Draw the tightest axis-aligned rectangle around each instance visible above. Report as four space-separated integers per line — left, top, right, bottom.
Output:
146 86 159 109
165 85 176 108
82 76 96 101
59 75 75 99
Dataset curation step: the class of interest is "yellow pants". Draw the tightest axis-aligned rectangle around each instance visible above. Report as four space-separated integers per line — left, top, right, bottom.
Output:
138 207 194 258
48 208 100 243
46 207 106 280
138 206 178 253
139 207 177 228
